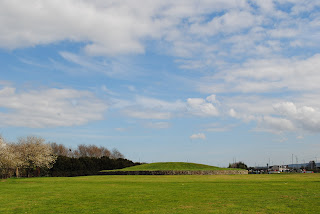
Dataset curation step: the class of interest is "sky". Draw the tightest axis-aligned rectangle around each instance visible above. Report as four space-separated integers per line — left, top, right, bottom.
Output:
1 0 320 167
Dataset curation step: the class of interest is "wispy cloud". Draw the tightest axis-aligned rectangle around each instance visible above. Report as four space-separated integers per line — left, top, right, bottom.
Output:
187 96 219 117
197 54 320 94
123 109 172 120
190 133 206 140
113 95 221 120
2 1 318 61
58 51 141 78
204 123 236 132
0 86 107 128
144 122 171 129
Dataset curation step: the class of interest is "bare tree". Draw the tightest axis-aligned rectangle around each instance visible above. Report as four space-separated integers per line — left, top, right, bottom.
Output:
72 149 80 158
86 145 111 158
100 146 111 158
73 144 111 158
77 144 88 157
86 145 100 157
110 148 124 159
50 142 70 157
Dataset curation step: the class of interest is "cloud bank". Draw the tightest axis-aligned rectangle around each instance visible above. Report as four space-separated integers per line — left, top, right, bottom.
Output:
1 0 320 139
0 86 107 128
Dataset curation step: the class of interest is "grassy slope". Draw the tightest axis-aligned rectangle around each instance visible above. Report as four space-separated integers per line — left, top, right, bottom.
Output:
102 162 242 172
1 174 320 213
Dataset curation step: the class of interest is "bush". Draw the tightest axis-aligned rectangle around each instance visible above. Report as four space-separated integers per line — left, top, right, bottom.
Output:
229 161 248 170
50 156 137 177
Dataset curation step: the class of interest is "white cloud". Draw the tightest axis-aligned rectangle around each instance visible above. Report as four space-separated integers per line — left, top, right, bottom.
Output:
113 94 220 120
119 96 184 120
135 96 185 111
229 109 237 118
190 133 206 140
258 116 295 134
101 85 116 95
273 102 298 116
123 109 171 120
115 127 127 132
222 96 320 134
0 86 107 128
3 0 320 137
268 28 299 38
205 127 229 132
190 10 256 36
0 0 249 56
58 51 138 78
290 1 320 14
296 135 304 140
0 0 148 55
187 95 219 117
204 123 235 132
198 54 320 94
144 122 171 129
206 94 218 104
1 0 320 73
253 0 275 13
127 85 136 92
273 102 320 132
222 95 278 118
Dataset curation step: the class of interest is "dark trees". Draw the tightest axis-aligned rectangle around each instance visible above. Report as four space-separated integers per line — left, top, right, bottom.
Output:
229 161 248 169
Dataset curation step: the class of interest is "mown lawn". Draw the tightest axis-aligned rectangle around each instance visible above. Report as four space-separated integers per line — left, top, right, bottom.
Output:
1 174 319 213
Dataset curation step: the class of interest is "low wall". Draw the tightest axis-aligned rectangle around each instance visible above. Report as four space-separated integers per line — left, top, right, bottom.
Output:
98 170 248 175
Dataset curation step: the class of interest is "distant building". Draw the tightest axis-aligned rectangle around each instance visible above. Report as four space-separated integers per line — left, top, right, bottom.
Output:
307 161 316 170
249 166 268 174
270 165 289 173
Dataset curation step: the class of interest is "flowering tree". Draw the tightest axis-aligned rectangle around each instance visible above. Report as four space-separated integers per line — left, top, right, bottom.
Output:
16 136 57 177
0 137 16 178
0 136 57 178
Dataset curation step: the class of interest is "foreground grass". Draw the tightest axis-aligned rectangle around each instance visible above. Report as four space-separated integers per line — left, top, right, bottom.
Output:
101 162 240 172
1 174 320 213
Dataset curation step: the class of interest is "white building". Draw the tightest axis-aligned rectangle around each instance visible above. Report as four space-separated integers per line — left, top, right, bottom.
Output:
270 165 289 172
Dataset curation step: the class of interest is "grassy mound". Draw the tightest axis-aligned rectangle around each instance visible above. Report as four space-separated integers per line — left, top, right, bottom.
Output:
101 162 243 172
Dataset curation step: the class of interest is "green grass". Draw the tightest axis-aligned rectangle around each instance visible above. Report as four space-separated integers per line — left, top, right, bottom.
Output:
1 174 320 213
101 162 242 172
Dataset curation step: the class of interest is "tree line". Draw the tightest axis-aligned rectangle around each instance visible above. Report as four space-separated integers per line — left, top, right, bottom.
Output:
50 142 124 159
49 143 136 177
0 135 138 179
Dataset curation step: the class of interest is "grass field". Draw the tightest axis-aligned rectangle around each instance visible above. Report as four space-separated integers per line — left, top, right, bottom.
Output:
1 174 320 213
101 162 241 172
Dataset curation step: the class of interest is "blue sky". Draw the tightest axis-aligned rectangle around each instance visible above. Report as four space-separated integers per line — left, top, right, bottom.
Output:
1 0 320 167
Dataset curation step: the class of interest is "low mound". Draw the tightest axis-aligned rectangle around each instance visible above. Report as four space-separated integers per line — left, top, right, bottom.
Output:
101 162 244 172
